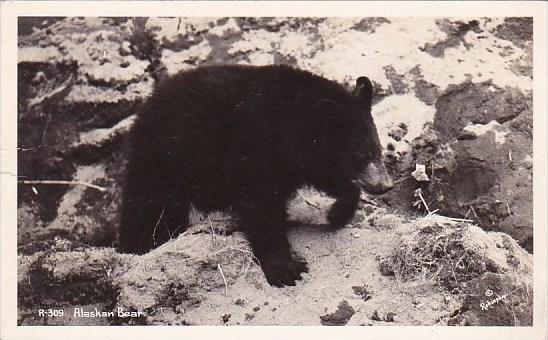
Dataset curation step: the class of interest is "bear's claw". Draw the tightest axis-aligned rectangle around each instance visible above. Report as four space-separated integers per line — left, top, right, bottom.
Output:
261 257 309 287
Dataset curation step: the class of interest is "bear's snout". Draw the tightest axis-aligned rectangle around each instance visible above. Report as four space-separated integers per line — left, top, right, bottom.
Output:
357 160 394 194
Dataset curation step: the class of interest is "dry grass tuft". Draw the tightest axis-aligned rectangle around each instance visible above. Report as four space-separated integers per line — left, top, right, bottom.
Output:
387 215 487 290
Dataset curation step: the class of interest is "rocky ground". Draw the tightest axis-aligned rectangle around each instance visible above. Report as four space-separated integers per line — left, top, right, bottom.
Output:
16 17 533 326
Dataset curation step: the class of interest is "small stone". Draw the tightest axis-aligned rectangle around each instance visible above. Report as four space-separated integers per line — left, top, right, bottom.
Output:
32 71 47 84
352 285 372 301
523 155 533 169
364 206 375 215
221 313 231 323
371 310 382 321
457 130 478 140
379 258 395 276
119 41 132 56
411 164 429 182
320 300 355 326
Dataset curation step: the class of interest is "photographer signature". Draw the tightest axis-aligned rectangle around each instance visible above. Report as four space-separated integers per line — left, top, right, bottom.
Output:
480 285 524 311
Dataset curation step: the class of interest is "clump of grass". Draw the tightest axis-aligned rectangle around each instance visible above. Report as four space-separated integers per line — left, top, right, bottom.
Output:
387 215 487 291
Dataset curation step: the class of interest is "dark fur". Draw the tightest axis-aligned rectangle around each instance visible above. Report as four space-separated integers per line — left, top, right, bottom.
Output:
119 65 388 287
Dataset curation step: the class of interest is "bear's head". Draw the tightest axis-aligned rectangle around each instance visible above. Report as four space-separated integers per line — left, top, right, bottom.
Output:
315 76 393 194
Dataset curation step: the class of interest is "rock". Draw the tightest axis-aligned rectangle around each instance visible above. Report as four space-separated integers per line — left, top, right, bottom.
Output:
371 310 382 321
448 273 532 326
386 215 532 325
352 285 373 301
209 18 241 38
379 258 395 276
457 129 477 140
119 41 132 56
434 81 529 143
320 300 356 326
385 312 396 322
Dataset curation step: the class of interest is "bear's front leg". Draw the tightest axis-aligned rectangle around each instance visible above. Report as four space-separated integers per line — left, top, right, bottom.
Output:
237 190 308 287
326 182 361 229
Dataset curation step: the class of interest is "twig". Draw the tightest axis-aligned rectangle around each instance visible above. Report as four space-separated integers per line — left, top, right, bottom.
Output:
506 203 511 216
297 191 321 209
304 199 321 209
217 263 228 296
28 75 73 108
450 258 459 286
464 208 471 220
421 213 473 223
0 145 48 152
41 113 52 144
239 253 248 274
417 190 431 214
360 197 380 207
102 263 113 278
425 209 440 217
208 215 216 247
241 254 253 279
444 216 474 223
454 255 465 270
393 176 412 184
470 206 479 220
510 304 518 326
18 179 107 192
151 207 166 246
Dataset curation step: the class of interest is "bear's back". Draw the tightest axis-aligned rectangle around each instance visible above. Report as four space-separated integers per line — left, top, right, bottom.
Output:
143 65 352 121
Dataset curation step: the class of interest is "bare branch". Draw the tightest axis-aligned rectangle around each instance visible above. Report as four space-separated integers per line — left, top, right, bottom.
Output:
18 179 107 192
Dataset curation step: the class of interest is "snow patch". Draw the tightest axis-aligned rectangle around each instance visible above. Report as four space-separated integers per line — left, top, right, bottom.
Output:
162 40 212 75
209 18 241 38
305 18 531 92
372 94 436 153
463 120 509 144
74 115 137 147
19 46 62 63
65 81 153 103
229 29 280 55
146 17 214 43
306 18 445 90
53 165 106 218
58 30 149 84
229 29 316 66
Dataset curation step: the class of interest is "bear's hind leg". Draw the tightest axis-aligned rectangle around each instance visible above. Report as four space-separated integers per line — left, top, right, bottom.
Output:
119 170 190 254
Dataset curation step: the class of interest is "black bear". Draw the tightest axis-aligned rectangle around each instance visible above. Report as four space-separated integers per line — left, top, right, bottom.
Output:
119 64 393 287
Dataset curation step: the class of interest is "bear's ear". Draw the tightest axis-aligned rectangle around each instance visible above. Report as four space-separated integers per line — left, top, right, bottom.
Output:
353 76 373 106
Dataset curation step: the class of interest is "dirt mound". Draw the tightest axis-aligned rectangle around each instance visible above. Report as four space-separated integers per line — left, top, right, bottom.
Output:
17 214 532 326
